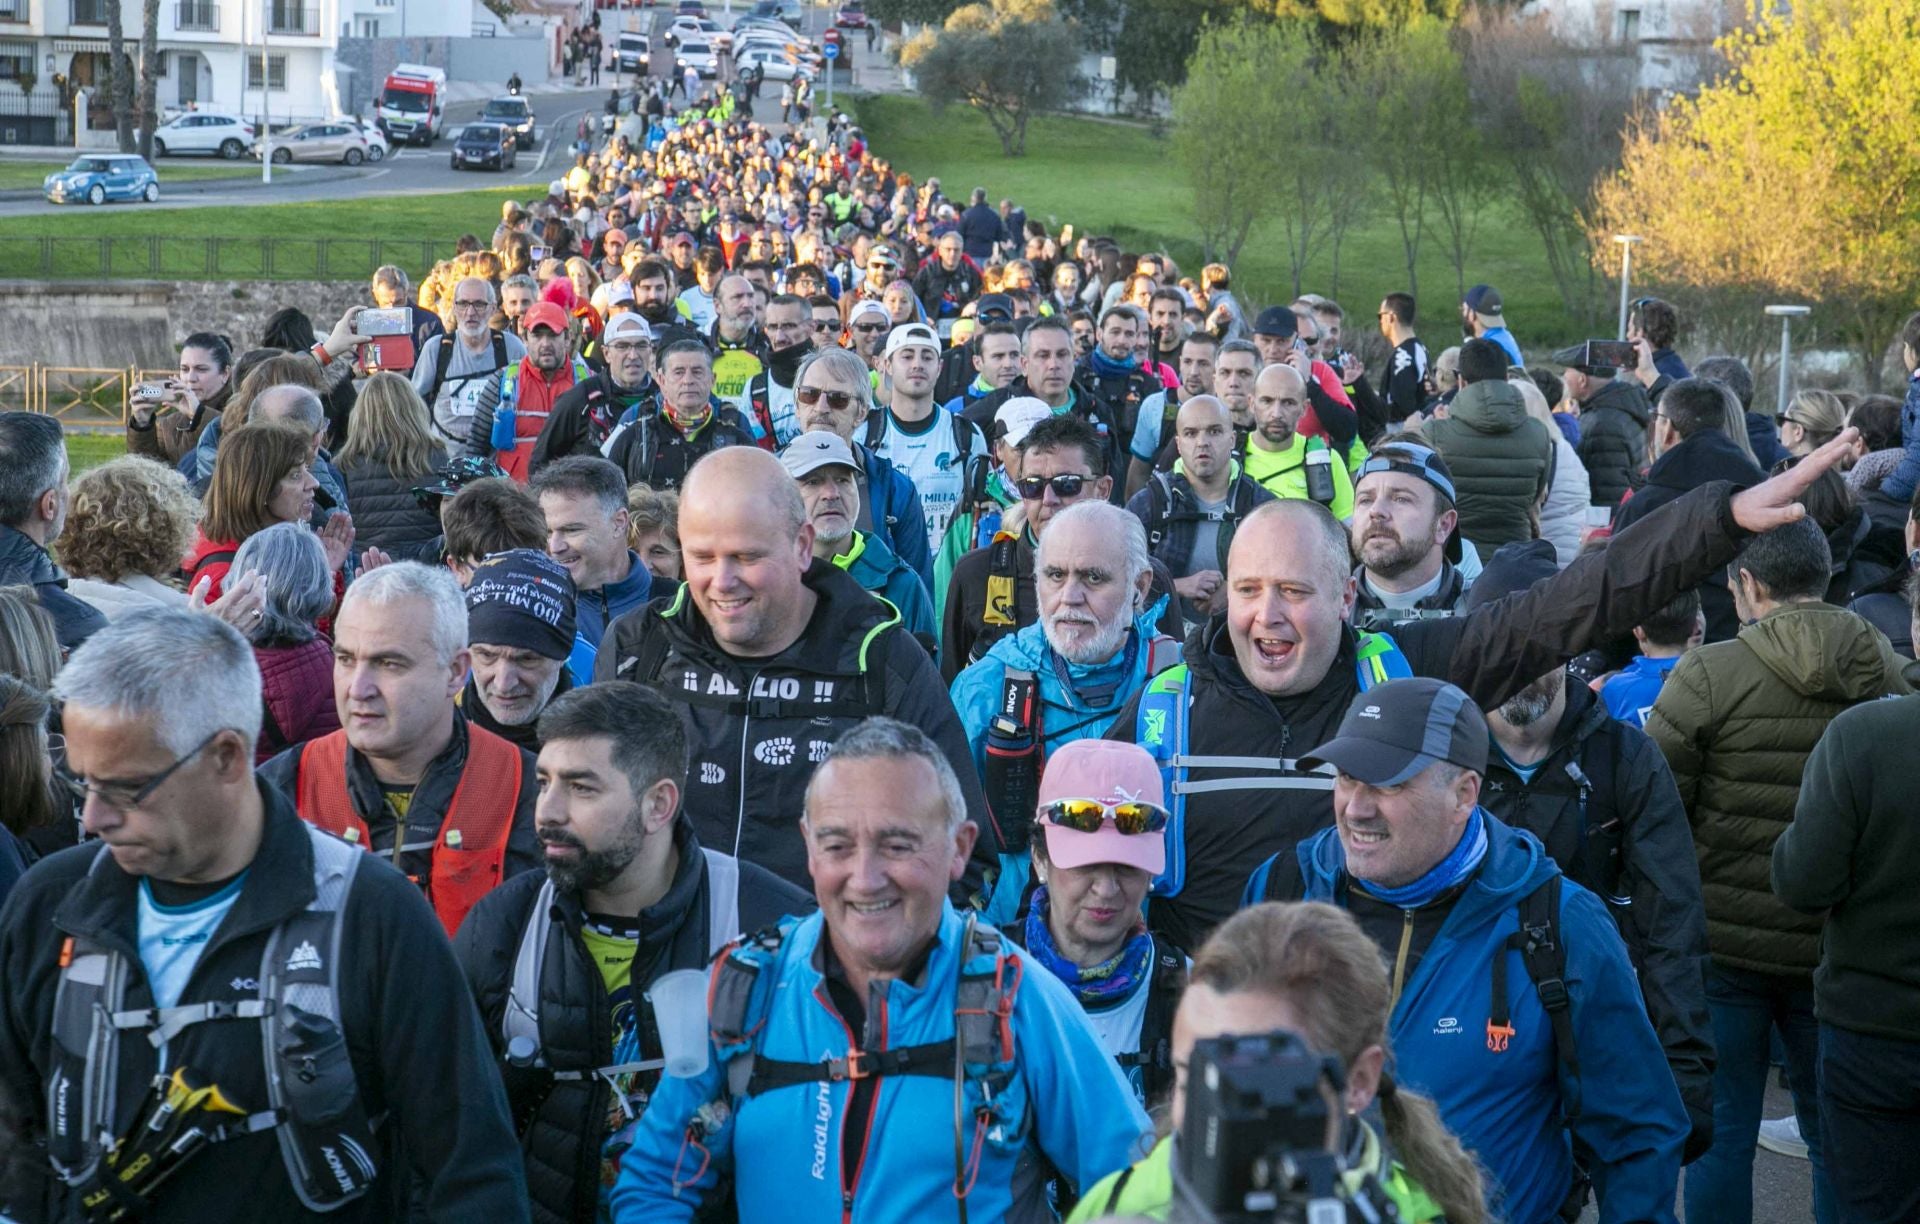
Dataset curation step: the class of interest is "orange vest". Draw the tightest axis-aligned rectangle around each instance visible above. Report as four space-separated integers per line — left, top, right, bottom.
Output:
293 726 523 937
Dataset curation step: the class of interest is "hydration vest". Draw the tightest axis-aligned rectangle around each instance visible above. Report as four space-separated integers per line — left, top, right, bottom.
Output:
702 913 1024 1224
1140 470 1262 581
500 849 741 1083
1134 631 1412 897
47 826 381 1214
292 726 522 938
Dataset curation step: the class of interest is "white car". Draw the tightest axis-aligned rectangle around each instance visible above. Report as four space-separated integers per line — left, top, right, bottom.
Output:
676 39 722 76
665 15 732 50
342 117 391 161
150 112 256 160
731 16 801 40
735 45 817 81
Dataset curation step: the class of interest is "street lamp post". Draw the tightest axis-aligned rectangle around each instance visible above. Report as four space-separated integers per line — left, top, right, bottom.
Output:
1613 234 1642 341
1764 304 1812 415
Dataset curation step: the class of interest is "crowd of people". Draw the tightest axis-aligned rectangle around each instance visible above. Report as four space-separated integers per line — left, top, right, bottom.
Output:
1 91 1918 1224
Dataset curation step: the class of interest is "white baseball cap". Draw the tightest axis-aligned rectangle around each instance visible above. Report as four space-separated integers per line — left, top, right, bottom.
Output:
994 397 1053 447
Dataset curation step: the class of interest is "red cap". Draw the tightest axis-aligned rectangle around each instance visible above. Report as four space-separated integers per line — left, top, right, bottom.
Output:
523 302 570 335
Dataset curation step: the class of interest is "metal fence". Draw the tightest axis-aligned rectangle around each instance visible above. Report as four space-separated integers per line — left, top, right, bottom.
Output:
0 236 457 282
0 364 180 430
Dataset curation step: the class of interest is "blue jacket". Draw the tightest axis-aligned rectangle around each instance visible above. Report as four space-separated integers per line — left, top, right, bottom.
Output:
610 902 1149 1223
1599 653 1681 729
1482 326 1523 368
836 530 936 651
1290 814 1686 1224
952 601 1175 924
567 550 657 685
861 443 934 589
1879 369 1920 501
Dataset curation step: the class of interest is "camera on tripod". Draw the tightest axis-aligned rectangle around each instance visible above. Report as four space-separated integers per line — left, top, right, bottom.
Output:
1170 1030 1400 1224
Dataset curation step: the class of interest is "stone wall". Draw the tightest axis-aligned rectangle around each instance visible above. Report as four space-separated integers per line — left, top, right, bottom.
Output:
164 280 372 354
0 279 372 368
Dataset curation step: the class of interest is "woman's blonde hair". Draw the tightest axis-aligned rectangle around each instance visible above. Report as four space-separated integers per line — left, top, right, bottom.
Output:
0 586 59 689
203 424 314 544
59 456 199 584
335 372 440 480
626 485 680 549
1192 903 1487 1224
1784 388 1847 446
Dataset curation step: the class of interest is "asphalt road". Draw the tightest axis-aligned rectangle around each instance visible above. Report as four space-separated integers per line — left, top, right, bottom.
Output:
0 85 608 217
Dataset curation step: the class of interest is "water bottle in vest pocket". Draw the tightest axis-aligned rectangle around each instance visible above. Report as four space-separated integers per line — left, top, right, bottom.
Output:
490 404 518 452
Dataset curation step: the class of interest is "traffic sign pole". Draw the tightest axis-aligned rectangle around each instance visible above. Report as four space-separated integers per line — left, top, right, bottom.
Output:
823 38 837 112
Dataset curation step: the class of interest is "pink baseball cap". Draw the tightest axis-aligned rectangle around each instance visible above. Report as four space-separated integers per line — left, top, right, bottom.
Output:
1036 739 1168 875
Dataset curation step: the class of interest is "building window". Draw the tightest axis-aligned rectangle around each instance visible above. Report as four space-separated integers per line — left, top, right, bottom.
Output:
1617 8 1642 40
0 51 29 77
358 16 378 35
245 54 286 89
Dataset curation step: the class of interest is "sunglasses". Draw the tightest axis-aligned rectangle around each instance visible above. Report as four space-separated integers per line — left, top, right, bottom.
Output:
1040 798 1170 836
851 322 890 335
1016 473 1089 500
795 385 859 410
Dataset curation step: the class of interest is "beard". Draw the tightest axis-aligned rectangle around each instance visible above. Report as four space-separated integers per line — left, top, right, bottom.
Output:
1358 526 1431 580
1044 608 1131 666
539 822 644 894
1497 669 1565 728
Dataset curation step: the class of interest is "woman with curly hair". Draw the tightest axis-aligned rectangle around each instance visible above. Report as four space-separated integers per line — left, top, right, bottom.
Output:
58 456 197 619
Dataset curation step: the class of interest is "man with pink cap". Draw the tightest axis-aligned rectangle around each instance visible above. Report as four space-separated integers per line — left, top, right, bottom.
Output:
1006 737 1188 1106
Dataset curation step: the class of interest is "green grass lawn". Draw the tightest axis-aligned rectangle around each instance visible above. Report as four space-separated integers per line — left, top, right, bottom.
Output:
66 432 128 474
0 186 526 281
0 160 262 191
853 94 1588 347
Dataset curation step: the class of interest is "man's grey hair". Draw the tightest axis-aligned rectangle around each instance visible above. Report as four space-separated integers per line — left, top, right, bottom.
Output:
503 273 539 297
457 275 498 304
233 522 333 646
0 412 65 529
339 561 469 665
794 346 875 413
53 608 261 756
1036 501 1151 602
372 264 410 297
252 384 327 437
805 717 967 835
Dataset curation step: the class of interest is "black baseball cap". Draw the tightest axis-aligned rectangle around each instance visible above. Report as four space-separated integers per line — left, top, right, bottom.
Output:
1252 306 1298 339
1301 677 1489 787
974 293 1015 324
1550 341 1615 378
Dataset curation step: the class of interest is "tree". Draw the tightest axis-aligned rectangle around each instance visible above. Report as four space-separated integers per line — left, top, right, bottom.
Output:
1169 21 1286 266
1421 29 1491 300
1592 0 1920 391
136 0 160 161
899 0 1083 157
104 0 135 152
1347 21 1459 299
1460 5 1638 327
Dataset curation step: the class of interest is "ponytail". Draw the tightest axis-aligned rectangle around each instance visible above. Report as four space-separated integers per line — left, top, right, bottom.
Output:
1378 1076 1487 1224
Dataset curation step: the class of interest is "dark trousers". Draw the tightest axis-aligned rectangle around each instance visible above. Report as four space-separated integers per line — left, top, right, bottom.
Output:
1820 1022 1920 1223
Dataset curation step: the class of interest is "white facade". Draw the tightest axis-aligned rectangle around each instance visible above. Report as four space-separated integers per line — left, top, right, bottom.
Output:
340 0 502 41
0 0 346 142
1522 0 1741 93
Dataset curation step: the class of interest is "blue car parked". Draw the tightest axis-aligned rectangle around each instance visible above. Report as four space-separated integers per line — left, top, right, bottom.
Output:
43 154 159 206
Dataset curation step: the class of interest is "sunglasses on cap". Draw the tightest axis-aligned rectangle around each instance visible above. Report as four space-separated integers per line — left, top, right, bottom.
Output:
1016 473 1089 500
795 385 860 410
1040 798 1170 837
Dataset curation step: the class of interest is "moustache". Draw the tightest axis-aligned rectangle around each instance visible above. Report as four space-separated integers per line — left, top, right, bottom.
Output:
538 829 586 851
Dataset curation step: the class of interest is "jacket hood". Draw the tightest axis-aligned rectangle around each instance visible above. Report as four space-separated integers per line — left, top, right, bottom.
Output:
1738 603 1899 701
1645 429 1766 493
1584 378 1652 427
1447 379 1530 434
658 555 900 677
1302 809 1557 931
844 528 907 589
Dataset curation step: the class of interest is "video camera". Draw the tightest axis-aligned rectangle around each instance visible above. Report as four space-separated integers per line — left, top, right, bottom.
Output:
1170 1031 1401 1224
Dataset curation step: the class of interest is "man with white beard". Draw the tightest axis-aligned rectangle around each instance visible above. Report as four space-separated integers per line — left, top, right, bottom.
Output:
458 549 577 752
950 499 1182 922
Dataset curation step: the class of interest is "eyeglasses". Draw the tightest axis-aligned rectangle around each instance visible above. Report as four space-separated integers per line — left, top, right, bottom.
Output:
606 341 650 355
1775 413 1799 427
55 730 219 812
795 385 859 410
1016 473 1090 501
1040 798 1170 836
453 299 492 311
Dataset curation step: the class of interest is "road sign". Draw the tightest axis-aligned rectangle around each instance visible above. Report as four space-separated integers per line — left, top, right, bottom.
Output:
823 41 839 59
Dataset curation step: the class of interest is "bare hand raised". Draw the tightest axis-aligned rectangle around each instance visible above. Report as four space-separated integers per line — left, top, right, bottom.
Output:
1729 428 1860 534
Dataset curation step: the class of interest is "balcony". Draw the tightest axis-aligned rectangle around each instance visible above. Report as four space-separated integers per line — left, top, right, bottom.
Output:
71 0 109 24
0 0 27 24
266 1 316 34
175 0 218 30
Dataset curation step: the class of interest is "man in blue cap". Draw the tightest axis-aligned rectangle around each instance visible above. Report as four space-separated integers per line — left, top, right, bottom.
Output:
1461 284 1523 367
1247 676 1689 1224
